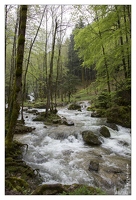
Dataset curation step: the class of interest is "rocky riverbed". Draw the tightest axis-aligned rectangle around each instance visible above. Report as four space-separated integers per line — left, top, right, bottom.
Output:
13 101 131 195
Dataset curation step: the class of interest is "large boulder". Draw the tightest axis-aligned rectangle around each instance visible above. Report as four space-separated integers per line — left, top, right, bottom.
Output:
82 130 102 145
99 126 110 138
68 103 81 111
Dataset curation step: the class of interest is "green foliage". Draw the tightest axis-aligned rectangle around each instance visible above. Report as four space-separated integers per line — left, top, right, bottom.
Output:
74 5 131 93
106 105 131 128
62 185 106 195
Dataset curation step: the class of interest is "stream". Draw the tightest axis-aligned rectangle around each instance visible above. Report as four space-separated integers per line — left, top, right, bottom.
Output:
14 101 131 195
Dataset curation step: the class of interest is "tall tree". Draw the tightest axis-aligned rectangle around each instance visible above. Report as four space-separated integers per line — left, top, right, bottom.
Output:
6 5 27 148
46 19 58 115
74 5 131 94
7 6 20 125
21 5 46 121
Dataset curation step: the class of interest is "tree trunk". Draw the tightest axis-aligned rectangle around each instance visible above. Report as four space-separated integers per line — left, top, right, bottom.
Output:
97 20 111 94
6 5 27 148
46 19 58 115
5 5 7 107
115 6 127 79
7 6 19 125
21 6 46 121
123 5 131 78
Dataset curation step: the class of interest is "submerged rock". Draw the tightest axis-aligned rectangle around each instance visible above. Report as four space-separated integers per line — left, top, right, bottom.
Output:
89 160 99 171
82 130 102 145
99 126 110 138
63 120 74 126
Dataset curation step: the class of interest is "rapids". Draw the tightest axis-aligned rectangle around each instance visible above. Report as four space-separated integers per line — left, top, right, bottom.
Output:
14 101 131 195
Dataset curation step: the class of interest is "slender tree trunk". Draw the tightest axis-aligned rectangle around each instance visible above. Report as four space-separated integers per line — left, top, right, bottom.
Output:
21 6 46 121
46 20 58 115
7 6 19 125
6 5 27 148
115 6 127 79
97 18 111 94
123 5 131 78
127 5 131 39
55 46 61 109
5 5 7 76
5 5 8 109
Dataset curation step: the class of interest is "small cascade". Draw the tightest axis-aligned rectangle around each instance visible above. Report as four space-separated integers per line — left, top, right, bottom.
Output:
28 93 35 102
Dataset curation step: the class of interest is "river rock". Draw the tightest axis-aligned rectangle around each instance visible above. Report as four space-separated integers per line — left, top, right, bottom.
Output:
82 130 102 145
89 160 99 171
32 183 105 195
68 103 81 110
62 120 74 126
105 122 118 131
99 126 110 138
15 124 35 134
32 184 67 195
91 112 101 118
53 119 61 124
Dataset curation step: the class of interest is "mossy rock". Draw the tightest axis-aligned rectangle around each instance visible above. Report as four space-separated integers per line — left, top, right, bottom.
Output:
105 123 118 131
82 130 102 145
15 124 35 134
62 184 106 195
32 184 106 195
68 103 81 110
99 126 110 138
32 184 67 195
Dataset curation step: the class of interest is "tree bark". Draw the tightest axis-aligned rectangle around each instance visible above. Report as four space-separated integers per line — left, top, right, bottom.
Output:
6 5 27 148
7 6 19 125
46 19 58 115
115 6 127 79
95 10 111 94
21 6 46 121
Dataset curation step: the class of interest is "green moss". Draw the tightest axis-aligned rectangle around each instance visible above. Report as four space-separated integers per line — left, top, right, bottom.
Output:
106 106 131 128
5 141 42 194
62 185 106 195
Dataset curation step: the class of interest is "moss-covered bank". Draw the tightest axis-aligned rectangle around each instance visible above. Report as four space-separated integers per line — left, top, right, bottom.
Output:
5 141 42 195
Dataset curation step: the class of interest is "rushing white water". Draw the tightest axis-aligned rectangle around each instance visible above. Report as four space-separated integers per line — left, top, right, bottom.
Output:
28 93 35 102
14 101 131 195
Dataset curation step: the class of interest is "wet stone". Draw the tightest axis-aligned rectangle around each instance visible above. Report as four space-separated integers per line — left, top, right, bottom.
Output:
89 160 99 171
